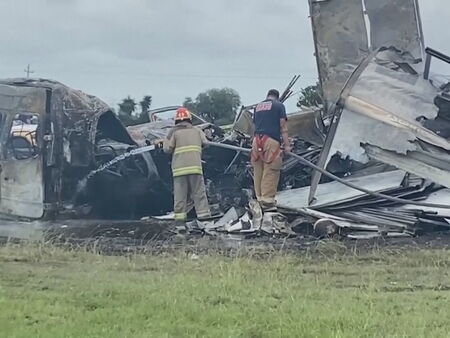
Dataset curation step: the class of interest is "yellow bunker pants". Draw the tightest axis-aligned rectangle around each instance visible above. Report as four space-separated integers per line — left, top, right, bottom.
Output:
251 136 282 205
173 174 210 221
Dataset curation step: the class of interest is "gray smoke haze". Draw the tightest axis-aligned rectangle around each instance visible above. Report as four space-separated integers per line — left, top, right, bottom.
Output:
0 0 449 112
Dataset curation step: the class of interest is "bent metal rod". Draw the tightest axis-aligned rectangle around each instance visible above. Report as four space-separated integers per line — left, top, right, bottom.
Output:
207 141 450 210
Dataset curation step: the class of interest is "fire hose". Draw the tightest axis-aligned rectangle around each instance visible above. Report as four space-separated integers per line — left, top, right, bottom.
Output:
206 141 450 209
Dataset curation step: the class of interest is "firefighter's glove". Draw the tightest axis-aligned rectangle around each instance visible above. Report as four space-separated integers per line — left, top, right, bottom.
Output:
153 139 164 149
283 144 292 154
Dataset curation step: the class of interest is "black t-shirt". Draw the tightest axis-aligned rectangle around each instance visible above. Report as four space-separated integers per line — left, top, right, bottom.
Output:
253 99 287 142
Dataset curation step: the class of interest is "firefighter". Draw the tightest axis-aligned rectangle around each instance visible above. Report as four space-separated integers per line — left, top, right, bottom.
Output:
251 89 290 211
163 107 211 223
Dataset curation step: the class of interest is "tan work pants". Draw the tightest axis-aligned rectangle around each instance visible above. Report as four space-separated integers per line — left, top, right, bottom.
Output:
251 137 282 205
173 174 210 221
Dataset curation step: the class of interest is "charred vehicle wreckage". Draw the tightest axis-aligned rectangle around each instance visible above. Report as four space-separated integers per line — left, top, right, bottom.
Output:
0 78 176 221
0 79 279 221
4 0 450 242
0 77 323 236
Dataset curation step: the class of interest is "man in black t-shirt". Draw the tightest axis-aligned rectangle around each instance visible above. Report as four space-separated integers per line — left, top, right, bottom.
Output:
251 89 290 210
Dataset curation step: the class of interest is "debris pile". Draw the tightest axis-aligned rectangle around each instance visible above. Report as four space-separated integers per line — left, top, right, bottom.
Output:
187 202 295 239
278 172 450 239
155 0 450 240
3 0 450 245
269 0 450 239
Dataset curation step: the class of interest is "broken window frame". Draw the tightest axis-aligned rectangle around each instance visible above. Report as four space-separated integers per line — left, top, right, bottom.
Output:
5 112 41 161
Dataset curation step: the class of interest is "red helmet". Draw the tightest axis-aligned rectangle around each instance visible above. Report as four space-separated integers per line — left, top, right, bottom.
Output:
175 107 192 122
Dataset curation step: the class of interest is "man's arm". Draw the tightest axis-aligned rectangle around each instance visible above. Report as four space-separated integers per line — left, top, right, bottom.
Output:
280 118 291 153
279 103 291 152
199 129 208 147
163 131 176 154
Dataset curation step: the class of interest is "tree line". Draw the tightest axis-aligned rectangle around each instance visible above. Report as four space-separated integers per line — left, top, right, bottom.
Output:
115 85 322 127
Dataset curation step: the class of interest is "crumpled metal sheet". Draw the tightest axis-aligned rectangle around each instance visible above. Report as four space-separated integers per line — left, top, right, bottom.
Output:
364 144 450 189
0 78 136 148
309 48 449 203
277 170 405 209
128 121 217 146
285 109 325 146
351 50 436 121
309 0 424 111
127 120 174 145
400 189 450 218
364 0 424 59
324 49 441 165
0 78 110 115
309 0 369 110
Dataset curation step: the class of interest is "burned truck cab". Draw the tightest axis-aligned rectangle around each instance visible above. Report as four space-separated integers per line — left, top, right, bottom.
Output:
0 78 172 221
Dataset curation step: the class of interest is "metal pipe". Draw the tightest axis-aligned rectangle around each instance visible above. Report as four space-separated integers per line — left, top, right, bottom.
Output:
424 48 450 80
425 47 450 65
224 139 244 174
424 53 432 80
207 141 450 209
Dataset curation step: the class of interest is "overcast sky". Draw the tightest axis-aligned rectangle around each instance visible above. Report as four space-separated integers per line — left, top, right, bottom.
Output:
0 0 449 112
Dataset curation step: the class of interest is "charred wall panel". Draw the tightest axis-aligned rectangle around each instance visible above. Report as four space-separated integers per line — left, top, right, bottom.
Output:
309 0 369 111
364 0 424 59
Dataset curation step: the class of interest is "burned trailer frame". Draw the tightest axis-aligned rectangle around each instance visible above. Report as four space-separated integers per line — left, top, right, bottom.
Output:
0 78 171 221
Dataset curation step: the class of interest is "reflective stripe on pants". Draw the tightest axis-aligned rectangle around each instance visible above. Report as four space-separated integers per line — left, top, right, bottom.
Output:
174 212 187 221
172 166 203 177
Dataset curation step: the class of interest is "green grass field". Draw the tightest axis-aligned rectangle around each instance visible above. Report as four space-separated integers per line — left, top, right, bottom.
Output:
1 243 450 338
